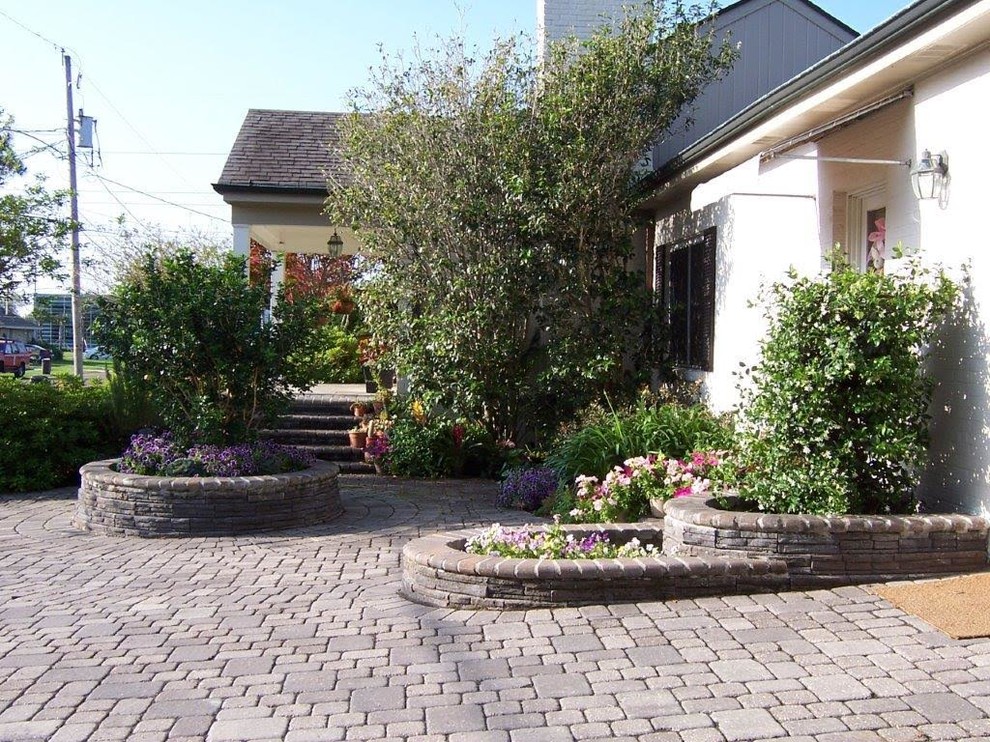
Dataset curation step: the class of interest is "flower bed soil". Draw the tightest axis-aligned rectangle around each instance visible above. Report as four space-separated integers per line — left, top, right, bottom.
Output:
74 459 343 537
402 495 990 609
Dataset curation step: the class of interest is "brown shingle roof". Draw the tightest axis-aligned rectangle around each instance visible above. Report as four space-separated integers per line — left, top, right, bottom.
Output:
214 109 352 194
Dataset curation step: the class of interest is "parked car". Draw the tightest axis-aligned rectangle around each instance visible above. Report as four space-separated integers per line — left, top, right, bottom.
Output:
0 339 32 377
83 345 111 361
24 344 47 364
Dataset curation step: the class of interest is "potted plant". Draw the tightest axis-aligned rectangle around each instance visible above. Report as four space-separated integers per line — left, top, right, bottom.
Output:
364 430 390 475
350 400 370 417
348 423 368 449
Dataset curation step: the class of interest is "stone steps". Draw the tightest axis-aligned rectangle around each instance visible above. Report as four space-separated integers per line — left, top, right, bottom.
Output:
262 396 377 475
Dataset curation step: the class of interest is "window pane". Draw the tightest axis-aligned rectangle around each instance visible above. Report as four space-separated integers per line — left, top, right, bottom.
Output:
669 246 690 366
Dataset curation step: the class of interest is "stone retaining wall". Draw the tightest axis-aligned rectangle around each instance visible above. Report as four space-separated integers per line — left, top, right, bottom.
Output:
661 496 989 587
401 524 789 609
74 459 343 537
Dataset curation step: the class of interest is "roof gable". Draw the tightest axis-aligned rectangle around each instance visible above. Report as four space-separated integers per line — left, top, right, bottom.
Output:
214 109 352 194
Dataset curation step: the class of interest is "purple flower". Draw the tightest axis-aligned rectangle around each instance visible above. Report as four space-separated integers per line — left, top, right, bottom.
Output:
497 467 559 511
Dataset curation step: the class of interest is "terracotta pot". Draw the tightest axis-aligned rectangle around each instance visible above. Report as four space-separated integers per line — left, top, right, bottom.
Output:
348 431 367 449
351 403 369 417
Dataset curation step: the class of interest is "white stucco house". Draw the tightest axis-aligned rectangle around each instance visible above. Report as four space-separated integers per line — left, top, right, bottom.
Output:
636 0 990 514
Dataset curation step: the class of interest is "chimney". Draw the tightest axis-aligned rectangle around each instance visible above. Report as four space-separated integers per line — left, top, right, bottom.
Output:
537 0 639 61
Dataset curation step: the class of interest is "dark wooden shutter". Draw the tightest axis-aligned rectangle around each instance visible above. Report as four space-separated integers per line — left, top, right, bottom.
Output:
693 227 717 371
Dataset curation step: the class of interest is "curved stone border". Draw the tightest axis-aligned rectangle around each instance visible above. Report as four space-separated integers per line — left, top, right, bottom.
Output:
401 523 788 609
661 495 989 587
73 459 343 537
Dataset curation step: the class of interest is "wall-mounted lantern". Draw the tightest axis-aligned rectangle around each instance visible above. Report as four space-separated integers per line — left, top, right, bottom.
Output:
327 230 344 258
910 150 948 200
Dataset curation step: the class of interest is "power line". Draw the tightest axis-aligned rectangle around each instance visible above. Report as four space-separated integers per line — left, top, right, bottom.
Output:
81 168 228 224
81 170 149 230
0 8 62 52
102 150 227 156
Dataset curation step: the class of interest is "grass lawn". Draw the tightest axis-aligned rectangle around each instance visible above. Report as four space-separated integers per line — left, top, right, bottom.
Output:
24 358 113 380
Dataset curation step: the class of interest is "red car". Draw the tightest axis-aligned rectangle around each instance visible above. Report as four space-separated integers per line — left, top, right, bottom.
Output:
0 339 32 377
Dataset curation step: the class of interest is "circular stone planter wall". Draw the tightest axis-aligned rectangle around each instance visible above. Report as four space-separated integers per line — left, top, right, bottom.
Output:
401 523 788 610
660 495 990 588
74 459 343 537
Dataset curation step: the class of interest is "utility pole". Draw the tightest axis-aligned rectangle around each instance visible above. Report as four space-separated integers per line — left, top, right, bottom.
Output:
63 52 84 377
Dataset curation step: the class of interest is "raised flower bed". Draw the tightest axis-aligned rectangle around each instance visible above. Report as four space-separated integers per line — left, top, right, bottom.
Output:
401 493 990 609
74 458 343 538
660 495 990 587
401 521 788 609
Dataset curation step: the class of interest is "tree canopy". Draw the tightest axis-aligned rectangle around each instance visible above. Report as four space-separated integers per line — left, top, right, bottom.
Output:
326 1 735 440
0 109 71 302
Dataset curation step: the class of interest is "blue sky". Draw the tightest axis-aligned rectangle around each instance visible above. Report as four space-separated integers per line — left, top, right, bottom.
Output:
0 0 910 291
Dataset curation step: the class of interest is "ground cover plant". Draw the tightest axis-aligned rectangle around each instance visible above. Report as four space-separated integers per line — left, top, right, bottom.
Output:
326 1 735 443
466 518 659 559
0 375 117 492
117 432 314 477
738 256 958 515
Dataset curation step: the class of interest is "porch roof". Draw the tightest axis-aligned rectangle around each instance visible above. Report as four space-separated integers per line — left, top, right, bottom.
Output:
213 109 352 196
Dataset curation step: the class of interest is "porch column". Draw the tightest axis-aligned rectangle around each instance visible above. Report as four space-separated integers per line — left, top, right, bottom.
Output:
233 224 251 278
270 254 285 315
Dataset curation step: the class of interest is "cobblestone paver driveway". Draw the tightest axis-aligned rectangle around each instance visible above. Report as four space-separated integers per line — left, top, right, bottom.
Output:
3 479 990 742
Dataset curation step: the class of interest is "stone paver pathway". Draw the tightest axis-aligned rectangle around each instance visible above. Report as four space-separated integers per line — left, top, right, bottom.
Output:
2 479 990 742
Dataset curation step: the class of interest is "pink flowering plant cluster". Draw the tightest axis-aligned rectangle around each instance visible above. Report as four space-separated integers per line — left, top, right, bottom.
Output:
466 517 658 559
568 450 731 523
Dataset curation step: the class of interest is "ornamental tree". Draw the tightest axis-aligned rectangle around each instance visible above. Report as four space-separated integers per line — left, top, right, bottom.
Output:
0 110 71 302
326 1 735 441
95 249 324 445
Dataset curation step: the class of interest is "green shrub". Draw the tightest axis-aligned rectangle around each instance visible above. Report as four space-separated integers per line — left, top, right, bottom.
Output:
546 400 734 484
301 322 363 383
738 258 958 515
385 403 499 478
95 250 323 446
0 376 117 492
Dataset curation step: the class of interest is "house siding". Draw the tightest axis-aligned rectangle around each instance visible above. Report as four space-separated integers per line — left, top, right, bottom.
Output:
649 39 990 515
912 47 990 514
654 151 821 410
653 0 855 169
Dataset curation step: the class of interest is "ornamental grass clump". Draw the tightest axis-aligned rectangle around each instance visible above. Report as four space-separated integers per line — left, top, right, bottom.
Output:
466 518 658 560
738 256 959 515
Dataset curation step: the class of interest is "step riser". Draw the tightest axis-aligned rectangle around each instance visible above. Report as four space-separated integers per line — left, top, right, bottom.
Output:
265 430 352 445
277 415 357 431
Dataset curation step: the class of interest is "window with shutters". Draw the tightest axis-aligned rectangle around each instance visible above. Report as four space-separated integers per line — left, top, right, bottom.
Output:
655 228 716 371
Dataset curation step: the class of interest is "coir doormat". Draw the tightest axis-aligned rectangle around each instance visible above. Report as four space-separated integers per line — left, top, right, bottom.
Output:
873 572 990 640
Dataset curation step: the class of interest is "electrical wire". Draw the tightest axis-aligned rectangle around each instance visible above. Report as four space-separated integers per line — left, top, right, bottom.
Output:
81 170 149 230
81 167 228 224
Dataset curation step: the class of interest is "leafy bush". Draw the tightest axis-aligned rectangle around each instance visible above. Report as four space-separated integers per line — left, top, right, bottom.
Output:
496 467 559 512
118 431 314 477
738 258 958 515
547 400 734 484
300 322 363 384
385 402 499 478
0 376 117 492
95 249 323 446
